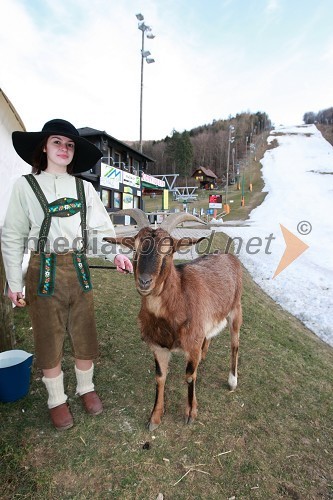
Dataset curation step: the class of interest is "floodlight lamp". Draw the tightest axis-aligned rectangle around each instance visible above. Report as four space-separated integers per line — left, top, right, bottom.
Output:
136 13 144 21
142 50 151 57
146 58 155 64
147 33 155 39
138 22 148 31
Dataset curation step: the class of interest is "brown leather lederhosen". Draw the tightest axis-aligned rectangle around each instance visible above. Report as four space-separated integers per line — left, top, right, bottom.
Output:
24 175 99 369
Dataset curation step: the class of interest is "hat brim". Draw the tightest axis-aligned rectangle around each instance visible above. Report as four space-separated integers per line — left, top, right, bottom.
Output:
12 131 102 174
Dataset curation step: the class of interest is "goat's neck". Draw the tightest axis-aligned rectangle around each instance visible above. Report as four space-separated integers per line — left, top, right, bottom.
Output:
145 261 181 299
162 261 181 292
143 263 183 319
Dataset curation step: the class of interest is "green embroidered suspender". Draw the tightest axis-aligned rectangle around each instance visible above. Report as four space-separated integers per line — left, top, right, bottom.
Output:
24 174 92 295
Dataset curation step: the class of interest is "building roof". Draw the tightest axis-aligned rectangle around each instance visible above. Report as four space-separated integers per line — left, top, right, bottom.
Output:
192 166 218 179
78 127 155 163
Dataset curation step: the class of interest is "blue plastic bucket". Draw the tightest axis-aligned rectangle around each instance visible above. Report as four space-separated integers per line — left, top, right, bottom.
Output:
0 350 33 402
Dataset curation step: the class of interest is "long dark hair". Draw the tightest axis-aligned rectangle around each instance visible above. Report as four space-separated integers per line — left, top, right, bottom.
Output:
31 137 75 175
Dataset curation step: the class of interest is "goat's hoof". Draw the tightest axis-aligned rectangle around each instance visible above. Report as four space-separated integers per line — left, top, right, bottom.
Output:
185 415 195 425
148 421 160 432
228 372 237 391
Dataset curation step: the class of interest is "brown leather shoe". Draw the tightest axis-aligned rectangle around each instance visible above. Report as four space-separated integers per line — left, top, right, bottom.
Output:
80 391 103 415
49 403 74 431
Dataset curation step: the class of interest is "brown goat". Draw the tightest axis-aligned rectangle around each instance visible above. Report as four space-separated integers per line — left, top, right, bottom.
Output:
105 210 242 430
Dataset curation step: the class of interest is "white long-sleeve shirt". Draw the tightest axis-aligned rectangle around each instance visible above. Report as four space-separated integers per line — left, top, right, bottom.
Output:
1 171 118 291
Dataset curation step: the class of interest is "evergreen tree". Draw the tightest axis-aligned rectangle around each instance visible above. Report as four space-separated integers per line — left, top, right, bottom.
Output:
179 131 193 178
165 130 193 177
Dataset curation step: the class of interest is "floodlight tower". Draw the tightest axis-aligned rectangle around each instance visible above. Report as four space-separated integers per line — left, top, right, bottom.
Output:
136 13 156 153
225 125 235 210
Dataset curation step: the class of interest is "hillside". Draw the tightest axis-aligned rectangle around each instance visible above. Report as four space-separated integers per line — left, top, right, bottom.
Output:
304 106 333 146
128 111 272 183
316 123 333 146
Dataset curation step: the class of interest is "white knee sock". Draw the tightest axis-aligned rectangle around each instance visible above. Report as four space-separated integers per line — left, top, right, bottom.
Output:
42 371 67 409
75 363 95 396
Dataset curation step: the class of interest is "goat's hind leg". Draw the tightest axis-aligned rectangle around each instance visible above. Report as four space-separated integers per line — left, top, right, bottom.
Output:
185 349 201 425
149 346 171 431
227 303 242 391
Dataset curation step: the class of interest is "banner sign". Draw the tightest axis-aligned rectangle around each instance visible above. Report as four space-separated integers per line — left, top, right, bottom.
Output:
209 194 222 209
141 172 165 188
100 163 122 189
123 171 141 189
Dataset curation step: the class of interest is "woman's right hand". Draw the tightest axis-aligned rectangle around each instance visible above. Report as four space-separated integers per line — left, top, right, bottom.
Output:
8 288 26 307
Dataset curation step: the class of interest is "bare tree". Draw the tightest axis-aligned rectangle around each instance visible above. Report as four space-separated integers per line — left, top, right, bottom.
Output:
140 111 272 178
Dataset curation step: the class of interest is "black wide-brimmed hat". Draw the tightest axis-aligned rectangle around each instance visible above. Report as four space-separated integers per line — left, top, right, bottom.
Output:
12 119 102 174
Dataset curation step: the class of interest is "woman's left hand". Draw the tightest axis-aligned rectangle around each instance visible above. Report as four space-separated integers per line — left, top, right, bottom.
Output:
114 254 133 274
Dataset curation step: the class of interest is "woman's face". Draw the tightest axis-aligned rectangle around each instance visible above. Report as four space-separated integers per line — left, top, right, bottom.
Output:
44 135 75 169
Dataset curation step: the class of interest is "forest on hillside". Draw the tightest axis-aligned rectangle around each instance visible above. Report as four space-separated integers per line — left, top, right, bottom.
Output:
127 111 271 184
303 106 333 125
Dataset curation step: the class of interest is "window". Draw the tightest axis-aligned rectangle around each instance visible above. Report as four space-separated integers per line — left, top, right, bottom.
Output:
114 152 121 166
101 189 111 208
106 147 113 166
114 191 121 209
133 196 139 208
133 159 140 175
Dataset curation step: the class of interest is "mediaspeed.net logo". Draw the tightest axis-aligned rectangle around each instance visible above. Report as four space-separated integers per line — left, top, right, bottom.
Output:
193 221 311 278
272 222 310 278
22 222 310 278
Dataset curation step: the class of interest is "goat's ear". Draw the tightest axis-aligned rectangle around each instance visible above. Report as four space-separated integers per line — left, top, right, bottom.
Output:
103 236 136 250
173 236 207 251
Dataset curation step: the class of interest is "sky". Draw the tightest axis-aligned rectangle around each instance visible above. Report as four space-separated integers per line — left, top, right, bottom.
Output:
1 0 333 143
216 124 333 347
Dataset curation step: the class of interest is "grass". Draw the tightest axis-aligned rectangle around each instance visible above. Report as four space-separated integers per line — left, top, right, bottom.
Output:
1 133 332 498
1 236 333 499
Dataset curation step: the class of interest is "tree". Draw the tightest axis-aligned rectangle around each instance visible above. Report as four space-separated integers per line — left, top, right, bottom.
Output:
165 130 193 178
138 110 272 179
179 131 193 178
303 112 316 124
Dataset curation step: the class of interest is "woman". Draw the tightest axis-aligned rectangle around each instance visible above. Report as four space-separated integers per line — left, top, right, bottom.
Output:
1 119 133 431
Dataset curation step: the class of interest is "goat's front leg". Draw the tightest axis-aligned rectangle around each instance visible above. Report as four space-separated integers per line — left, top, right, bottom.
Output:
185 349 201 424
201 337 211 361
149 346 171 431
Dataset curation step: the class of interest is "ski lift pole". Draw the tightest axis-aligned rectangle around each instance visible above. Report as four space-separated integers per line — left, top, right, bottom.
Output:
241 173 245 207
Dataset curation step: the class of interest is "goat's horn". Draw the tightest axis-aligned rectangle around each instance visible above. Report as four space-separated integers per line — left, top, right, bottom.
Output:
160 212 206 233
110 209 150 228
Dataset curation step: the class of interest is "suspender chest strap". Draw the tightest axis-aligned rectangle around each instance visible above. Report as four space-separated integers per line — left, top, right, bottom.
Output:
24 174 92 295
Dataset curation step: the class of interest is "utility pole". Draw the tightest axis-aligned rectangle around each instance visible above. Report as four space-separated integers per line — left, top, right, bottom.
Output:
225 125 235 213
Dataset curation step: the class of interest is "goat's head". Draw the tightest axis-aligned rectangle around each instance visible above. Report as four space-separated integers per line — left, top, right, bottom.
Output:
104 209 206 296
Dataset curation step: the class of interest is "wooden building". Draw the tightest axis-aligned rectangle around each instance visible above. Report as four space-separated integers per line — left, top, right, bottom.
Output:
0 89 30 225
78 127 155 212
191 166 218 189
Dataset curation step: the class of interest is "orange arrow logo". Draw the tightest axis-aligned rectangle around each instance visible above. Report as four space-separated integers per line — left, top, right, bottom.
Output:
273 224 309 278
